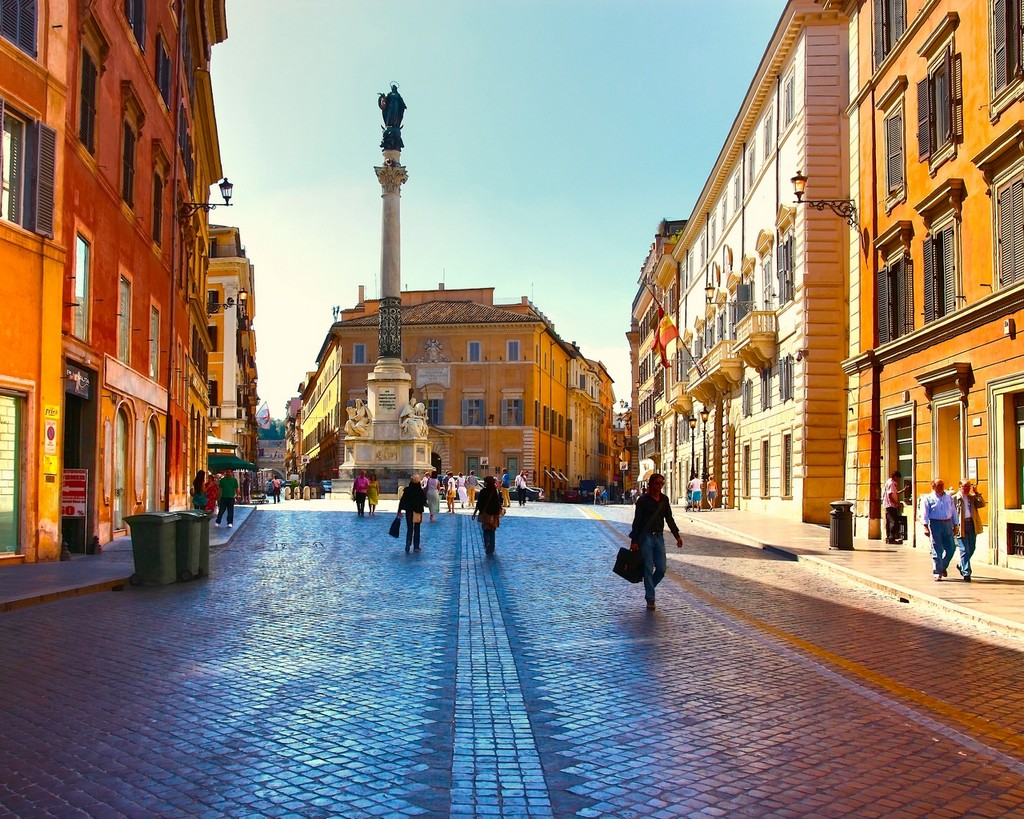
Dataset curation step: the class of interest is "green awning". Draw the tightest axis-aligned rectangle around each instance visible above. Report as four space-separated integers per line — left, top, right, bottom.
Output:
207 453 256 472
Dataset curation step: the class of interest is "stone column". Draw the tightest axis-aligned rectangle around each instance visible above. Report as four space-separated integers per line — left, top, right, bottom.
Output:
375 149 408 363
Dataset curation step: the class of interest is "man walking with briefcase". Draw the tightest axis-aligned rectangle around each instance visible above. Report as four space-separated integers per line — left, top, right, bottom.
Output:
629 473 683 610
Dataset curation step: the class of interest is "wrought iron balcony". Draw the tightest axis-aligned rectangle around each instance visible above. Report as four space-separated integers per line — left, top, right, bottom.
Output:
734 311 778 370
687 339 743 405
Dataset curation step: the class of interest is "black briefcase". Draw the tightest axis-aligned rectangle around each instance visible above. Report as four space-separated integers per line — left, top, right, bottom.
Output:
613 547 644 584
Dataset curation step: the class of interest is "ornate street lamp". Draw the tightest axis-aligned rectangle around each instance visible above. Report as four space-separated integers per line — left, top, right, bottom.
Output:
688 415 697 479
700 406 710 483
207 287 248 315
179 177 234 221
791 169 857 228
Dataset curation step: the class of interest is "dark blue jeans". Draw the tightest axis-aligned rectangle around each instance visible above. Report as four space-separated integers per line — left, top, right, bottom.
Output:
639 531 667 603
216 497 235 525
405 510 421 548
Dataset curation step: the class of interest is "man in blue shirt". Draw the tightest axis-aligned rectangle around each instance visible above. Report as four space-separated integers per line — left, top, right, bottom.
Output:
921 478 958 581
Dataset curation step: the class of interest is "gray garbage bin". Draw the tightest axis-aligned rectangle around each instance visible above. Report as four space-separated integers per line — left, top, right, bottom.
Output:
829 500 855 550
125 512 181 585
174 513 204 581
178 510 212 578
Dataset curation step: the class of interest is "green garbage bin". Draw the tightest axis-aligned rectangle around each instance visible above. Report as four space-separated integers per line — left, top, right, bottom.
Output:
125 512 180 585
179 510 212 578
174 513 204 581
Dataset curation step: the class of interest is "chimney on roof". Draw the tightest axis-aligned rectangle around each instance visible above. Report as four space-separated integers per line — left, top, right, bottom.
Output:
521 296 528 305
438 282 445 291
358 285 365 304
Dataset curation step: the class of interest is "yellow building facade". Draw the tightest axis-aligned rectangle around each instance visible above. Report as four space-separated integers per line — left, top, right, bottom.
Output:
299 286 613 499
207 225 259 466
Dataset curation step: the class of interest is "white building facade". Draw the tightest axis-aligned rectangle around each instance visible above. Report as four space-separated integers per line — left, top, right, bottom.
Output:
651 1 853 523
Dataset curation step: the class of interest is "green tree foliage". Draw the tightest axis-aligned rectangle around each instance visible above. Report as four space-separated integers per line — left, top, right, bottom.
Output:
258 419 286 440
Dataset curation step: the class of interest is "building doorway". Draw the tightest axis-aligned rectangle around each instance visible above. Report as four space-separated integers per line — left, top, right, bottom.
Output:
62 367 98 553
0 393 23 555
113 408 130 530
933 401 963 486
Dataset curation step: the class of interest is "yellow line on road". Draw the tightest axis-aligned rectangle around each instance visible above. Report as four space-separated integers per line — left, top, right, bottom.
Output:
588 509 1024 760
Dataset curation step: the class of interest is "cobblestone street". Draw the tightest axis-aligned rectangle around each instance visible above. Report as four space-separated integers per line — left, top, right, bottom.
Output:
2 501 1023 817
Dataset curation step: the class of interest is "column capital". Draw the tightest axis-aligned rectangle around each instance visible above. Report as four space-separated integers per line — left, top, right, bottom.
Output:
375 160 408 195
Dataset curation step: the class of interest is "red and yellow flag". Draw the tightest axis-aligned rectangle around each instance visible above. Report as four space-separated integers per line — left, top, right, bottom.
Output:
653 306 679 369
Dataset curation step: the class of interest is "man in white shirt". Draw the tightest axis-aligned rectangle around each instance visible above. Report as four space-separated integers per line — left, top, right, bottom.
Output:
921 478 958 581
515 471 529 506
688 475 703 512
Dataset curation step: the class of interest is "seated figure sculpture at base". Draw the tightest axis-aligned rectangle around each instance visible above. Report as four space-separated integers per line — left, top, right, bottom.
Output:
400 399 429 438
345 399 372 438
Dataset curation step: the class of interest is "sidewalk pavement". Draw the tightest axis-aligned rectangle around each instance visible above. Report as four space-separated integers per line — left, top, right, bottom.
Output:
0 505 256 612
674 506 1024 638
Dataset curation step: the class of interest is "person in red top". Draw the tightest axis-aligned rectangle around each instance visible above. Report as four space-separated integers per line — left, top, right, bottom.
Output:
352 470 370 517
629 473 683 610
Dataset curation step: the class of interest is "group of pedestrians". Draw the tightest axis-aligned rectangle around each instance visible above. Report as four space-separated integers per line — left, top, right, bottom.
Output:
351 470 380 517
919 476 985 582
686 474 718 511
394 472 506 555
190 469 240 528
883 469 986 581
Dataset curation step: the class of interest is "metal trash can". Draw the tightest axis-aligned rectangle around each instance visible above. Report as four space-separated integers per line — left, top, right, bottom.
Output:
125 512 181 585
174 512 205 581
829 500 855 550
179 510 212 578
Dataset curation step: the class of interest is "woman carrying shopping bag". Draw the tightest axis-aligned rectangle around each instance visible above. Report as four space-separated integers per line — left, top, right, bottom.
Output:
475 475 504 555
397 475 426 553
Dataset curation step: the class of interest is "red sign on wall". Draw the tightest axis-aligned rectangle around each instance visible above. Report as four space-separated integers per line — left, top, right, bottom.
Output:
61 469 88 517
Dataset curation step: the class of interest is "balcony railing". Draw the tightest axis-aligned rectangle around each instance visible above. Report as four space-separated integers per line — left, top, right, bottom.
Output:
687 339 743 404
734 311 778 370
668 380 692 415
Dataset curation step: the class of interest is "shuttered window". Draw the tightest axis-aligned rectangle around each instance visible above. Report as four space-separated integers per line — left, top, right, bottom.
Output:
760 367 773 412
121 122 136 206
1 100 55 237
124 0 146 50
777 234 795 305
155 36 172 107
742 379 753 418
917 48 962 161
0 0 36 57
873 0 906 67
885 110 903 194
877 256 914 344
79 50 97 153
779 355 794 403
462 399 484 427
152 173 163 245
501 399 523 425
997 175 1024 287
993 0 1023 94
427 399 444 426
923 225 957 322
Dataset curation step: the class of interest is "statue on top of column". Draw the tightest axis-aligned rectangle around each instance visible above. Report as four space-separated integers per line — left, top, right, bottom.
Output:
378 84 406 151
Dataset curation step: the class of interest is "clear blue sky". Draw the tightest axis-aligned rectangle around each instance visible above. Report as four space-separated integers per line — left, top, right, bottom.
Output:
210 0 786 417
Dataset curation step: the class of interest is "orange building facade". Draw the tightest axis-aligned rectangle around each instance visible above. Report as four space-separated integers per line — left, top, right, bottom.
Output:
0 3 67 562
844 0 1024 569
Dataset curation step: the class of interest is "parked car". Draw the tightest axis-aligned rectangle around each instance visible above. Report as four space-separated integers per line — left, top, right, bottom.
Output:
320 480 332 494
562 487 592 503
